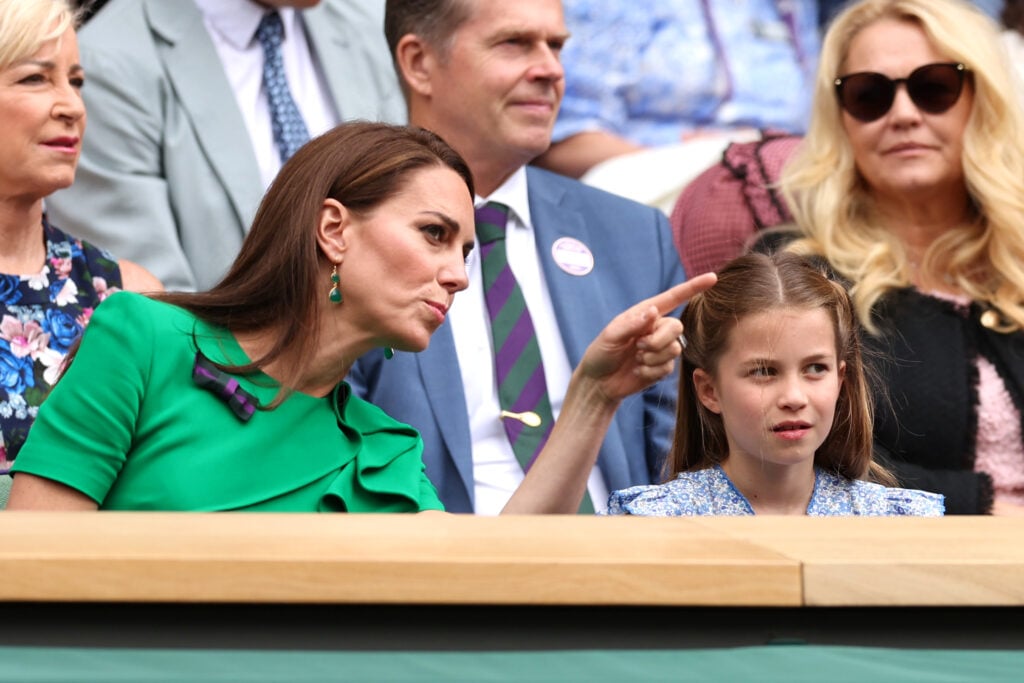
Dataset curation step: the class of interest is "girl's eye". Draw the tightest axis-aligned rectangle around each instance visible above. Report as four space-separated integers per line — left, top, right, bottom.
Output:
18 73 45 84
70 76 85 89
806 363 829 375
750 366 774 378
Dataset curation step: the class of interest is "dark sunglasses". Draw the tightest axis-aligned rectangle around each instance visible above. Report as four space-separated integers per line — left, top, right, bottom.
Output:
834 62 969 122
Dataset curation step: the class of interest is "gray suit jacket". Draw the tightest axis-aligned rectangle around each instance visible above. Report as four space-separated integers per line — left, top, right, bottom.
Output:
348 167 687 513
46 0 405 291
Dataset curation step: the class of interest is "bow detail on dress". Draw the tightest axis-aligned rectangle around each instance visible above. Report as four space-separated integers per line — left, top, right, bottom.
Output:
192 352 259 423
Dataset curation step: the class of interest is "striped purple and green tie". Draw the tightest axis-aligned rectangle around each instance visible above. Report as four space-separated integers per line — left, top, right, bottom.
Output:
476 202 594 513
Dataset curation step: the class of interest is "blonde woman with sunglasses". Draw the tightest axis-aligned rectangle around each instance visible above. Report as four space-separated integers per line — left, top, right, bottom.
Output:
770 0 1024 515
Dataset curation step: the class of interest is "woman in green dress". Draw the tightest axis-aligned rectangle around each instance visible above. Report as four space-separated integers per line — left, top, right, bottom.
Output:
7 121 713 513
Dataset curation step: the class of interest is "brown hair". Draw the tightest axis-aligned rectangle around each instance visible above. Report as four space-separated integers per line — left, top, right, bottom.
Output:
668 251 893 484
384 0 472 94
156 121 473 394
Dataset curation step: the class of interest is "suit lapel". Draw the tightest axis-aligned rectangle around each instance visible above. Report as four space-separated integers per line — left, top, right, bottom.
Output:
526 168 610 367
415 322 476 501
525 168 630 491
145 0 263 233
303 3 406 123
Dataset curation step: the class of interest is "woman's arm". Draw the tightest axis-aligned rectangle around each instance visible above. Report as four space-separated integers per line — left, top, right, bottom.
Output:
534 131 645 179
7 473 98 510
118 259 164 293
7 293 151 508
502 274 717 514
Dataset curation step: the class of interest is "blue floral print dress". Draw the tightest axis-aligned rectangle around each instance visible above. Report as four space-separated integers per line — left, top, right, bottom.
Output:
0 220 123 472
607 465 945 516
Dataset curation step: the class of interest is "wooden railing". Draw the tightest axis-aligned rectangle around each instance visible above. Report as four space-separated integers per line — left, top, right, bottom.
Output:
1 513 1022 607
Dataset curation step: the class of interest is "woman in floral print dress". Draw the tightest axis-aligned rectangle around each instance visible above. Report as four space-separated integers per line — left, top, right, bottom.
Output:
0 0 160 478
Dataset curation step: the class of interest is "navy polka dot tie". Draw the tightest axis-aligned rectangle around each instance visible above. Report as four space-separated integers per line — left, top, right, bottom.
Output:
255 11 310 163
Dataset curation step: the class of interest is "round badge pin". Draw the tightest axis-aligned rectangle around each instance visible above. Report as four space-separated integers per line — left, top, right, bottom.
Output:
551 237 594 276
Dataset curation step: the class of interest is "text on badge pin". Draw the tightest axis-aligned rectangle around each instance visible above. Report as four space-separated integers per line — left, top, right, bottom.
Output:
551 237 594 276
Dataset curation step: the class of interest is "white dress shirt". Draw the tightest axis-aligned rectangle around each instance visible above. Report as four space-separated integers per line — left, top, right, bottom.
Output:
194 0 339 189
449 168 610 515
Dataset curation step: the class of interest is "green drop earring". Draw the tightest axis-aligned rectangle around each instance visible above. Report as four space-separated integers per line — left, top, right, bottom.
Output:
328 264 342 304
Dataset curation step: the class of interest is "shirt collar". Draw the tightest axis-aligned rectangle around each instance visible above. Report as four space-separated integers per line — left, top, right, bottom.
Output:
194 0 299 50
475 166 532 231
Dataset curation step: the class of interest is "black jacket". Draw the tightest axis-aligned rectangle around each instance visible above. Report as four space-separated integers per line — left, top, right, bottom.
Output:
866 288 1022 514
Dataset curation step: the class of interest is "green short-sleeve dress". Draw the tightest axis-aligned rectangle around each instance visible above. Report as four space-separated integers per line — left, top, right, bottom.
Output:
12 292 444 512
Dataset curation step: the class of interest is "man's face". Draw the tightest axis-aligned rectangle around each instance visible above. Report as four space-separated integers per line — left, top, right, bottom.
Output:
421 0 568 178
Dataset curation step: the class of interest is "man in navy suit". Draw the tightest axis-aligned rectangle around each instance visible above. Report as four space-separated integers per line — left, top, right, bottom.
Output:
348 0 687 514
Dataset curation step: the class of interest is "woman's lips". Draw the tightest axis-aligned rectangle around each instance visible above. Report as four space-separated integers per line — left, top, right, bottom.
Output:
885 142 930 154
426 301 448 323
42 137 80 152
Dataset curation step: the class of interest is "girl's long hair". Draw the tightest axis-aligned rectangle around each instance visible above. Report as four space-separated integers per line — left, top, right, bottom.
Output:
668 251 893 484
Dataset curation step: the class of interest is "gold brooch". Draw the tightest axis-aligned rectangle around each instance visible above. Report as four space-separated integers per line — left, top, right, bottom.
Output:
980 309 1000 330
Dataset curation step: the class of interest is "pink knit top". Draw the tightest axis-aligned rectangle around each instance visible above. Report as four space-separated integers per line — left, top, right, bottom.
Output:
974 356 1024 505
930 292 1024 504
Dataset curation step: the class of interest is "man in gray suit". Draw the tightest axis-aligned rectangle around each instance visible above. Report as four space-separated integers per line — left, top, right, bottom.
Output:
46 0 405 291
348 0 687 514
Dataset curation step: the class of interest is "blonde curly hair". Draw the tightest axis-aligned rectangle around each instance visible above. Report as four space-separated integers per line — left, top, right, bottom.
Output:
780 0 1024 333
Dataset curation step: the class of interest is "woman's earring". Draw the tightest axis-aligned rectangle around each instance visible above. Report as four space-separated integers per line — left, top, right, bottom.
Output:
328 264 342 304
384 347 394 360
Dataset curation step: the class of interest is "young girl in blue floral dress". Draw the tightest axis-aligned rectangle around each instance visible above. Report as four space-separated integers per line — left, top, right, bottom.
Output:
608 251 944 516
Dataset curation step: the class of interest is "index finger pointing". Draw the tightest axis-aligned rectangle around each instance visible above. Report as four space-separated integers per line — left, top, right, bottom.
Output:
645 272 718 316
599 273 719 348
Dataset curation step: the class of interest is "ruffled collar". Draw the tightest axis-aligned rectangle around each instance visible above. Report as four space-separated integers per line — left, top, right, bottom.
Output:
186 319 433 512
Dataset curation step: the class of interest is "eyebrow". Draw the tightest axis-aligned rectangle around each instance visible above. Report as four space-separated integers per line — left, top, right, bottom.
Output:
740 352 834 366
16 59 84 74
422 210 459 233
491 27 571 44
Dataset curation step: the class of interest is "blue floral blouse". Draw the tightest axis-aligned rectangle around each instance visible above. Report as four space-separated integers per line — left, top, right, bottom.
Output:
0 219 123 472
607 465 945 517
